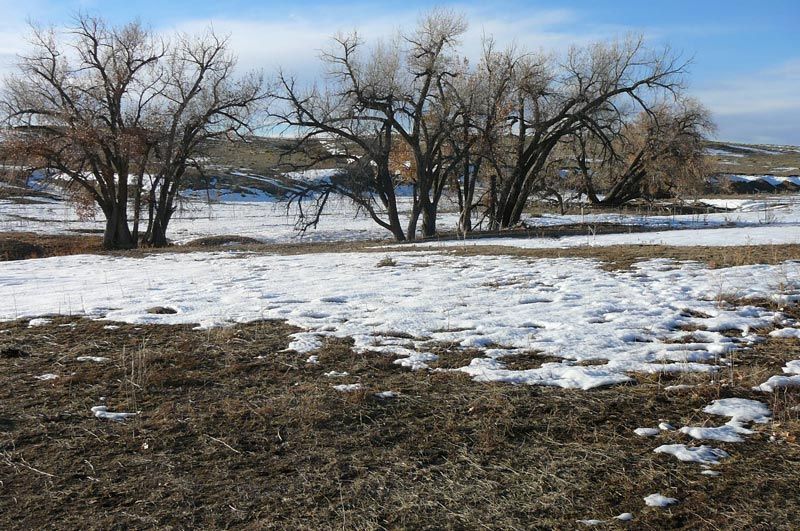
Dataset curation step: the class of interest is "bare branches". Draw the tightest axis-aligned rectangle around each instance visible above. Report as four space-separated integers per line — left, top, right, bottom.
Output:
1 14 264 248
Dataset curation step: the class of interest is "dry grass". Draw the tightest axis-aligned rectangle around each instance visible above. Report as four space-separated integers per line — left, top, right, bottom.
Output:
0 232 104 260
1 315 799 529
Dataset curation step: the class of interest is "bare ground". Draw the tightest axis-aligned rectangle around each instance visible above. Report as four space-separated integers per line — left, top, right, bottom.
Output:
3 228 800 273
1 313 799 530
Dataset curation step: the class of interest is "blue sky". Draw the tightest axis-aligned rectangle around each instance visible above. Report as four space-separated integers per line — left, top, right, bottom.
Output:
1 0 797 144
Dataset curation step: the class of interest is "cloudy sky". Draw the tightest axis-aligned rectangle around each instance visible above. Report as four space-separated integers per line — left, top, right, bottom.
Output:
1 0 797 145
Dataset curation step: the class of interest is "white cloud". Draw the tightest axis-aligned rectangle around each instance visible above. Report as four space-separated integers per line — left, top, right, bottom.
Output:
692 59 800 144
165 7 620 81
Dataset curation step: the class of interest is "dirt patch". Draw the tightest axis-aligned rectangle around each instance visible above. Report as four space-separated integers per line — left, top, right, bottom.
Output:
186 235 263 246
0 232 104 261
499 351 562 370
442 243 800 271
1 316 798 529
145 306 178 315
0 346 29 358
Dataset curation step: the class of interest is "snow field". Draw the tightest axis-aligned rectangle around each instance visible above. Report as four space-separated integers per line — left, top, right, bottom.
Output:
1 250 798 390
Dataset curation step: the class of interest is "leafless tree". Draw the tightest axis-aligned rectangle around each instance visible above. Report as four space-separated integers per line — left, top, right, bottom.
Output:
272 9 469 241
575 98 714 205
143 31 264 246
492 37 690 228
445 39 518 235
1 15 263 249
2 16 164 249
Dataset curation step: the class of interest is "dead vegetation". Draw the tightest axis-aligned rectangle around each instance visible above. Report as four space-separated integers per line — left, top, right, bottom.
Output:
1 316 798 529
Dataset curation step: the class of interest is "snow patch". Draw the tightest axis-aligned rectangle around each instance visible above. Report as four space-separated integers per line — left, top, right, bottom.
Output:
653 444 729 465
332 383 363 392
91 405 137 421
644 493 678 507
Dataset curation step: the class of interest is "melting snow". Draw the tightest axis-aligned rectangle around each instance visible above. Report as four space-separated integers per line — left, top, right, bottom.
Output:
0 251 797 390
654 444 730 465
680 398 771 443
333 383 363 392
755 359 800 392
374 391 398 399
644 493 678 507
634 427 661 437
769 327 800 338
91 405 137 421
77 356 109 362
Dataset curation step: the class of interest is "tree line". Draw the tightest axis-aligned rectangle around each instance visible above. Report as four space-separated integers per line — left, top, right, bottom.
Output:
0 10 713 249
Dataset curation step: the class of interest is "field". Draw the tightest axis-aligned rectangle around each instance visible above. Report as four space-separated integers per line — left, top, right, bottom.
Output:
1 141 800 529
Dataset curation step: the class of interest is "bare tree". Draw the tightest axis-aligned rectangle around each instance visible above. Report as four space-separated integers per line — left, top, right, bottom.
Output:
575 98 714 205
445 39 517 235
143 31 264 246
2 16 164 249
492 37 689 228
272 9 468 241
1 15 263 249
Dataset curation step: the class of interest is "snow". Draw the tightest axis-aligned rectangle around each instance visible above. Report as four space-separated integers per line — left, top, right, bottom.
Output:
755 358 800 392
76 356 109 362
615 512 634 521
324 371 349 377
407 223 800 249
769 327 800 338
34 373 59 380
702 398 771 424
653 444 729 465
658 422 676 431
664 384 695 391
91 405 137 421
705 147 745 157
1 251 796 390
332 383 363 392
374 391 398 399
27 318 52 327
643 493 678 507
398 195 800 249
634 427 660 437
0 192 464 244
679 398 770 443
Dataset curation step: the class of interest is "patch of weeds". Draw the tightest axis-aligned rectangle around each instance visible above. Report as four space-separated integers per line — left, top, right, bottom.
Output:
376 256 397 267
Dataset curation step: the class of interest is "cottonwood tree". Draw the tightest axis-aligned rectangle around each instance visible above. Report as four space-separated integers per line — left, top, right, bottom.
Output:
445 40 517 234
492 37 690 228
143 32 264 246
575 98 713 205
273 9 470 240
1 15 263 249
2 17 164 249
272 33 409 241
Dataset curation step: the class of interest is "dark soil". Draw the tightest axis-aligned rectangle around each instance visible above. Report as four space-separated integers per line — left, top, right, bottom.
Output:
1 316 798 529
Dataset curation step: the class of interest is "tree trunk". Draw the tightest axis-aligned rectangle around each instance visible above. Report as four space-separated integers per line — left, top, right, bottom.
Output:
421 198 436 237
148 208 172 247
102 203 135 250
385 197 406 242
